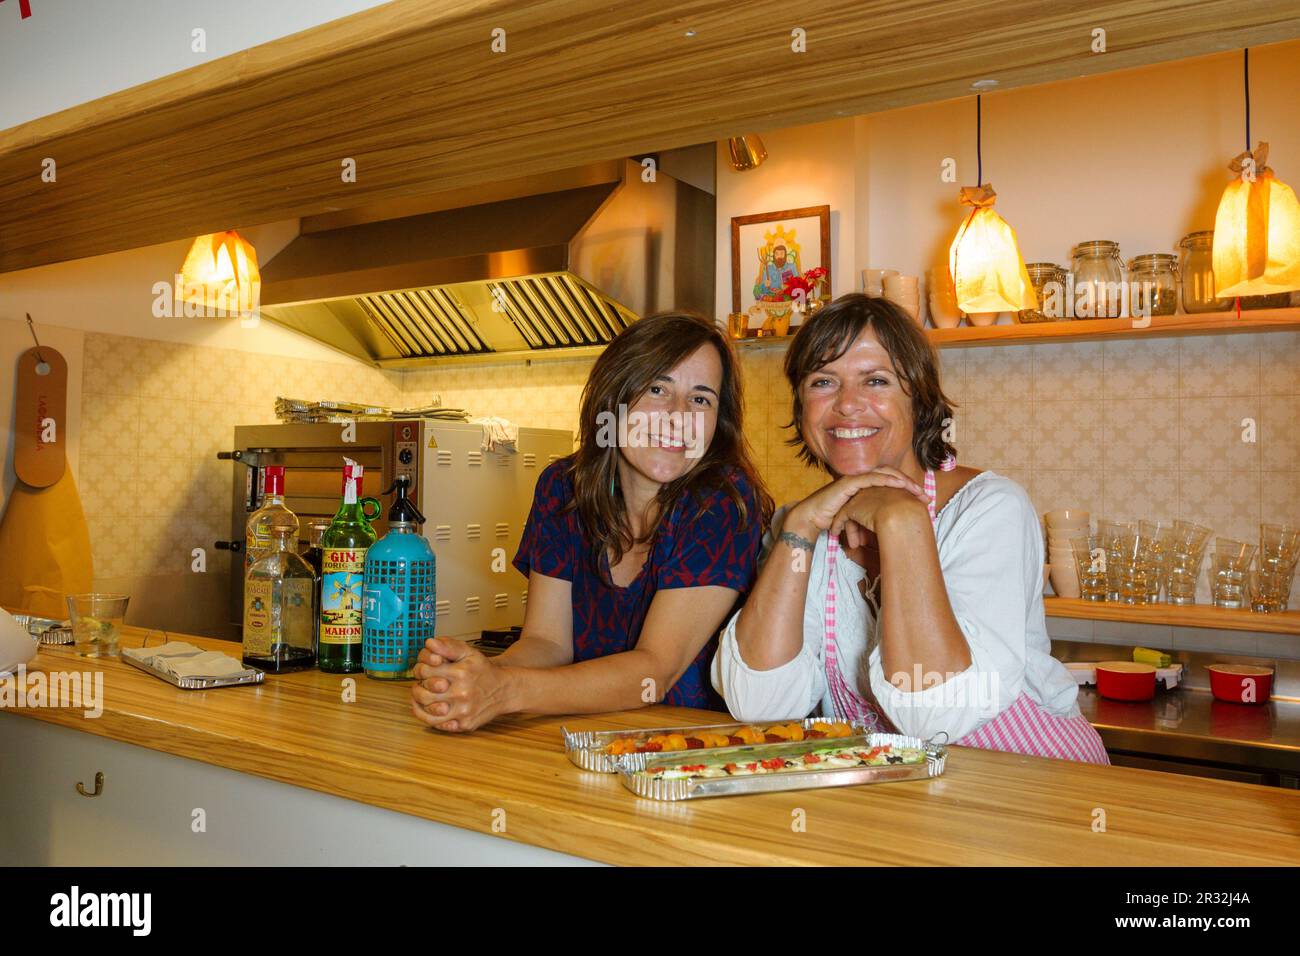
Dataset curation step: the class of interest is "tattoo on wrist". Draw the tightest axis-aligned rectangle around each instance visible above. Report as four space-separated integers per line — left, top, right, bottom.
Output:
779 529 815 552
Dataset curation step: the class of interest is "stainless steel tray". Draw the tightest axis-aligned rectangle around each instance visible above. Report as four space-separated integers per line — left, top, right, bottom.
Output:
12 614 73 645
562 716 873 773
616 732 948 801
121 650 265 690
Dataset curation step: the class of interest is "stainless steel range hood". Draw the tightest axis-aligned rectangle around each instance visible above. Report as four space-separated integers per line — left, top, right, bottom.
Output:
258 158 715 367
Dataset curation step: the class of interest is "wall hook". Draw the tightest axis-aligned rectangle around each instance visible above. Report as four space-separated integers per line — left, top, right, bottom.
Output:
75 771 104 797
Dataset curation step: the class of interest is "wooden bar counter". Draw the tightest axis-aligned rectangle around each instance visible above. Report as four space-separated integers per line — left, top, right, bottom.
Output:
2 625 1298 866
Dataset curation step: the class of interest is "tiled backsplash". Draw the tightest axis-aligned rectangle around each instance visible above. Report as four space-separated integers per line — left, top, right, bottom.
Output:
78 332 402 636
75 327 1300 650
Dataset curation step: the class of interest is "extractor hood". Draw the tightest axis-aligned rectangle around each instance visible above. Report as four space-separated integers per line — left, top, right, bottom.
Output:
258 158 715 367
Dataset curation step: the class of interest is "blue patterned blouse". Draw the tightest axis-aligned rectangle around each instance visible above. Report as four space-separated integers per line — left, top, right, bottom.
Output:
513 457 763 709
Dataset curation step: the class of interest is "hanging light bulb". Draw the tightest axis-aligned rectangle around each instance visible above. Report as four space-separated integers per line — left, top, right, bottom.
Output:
177 230 261 316
1211 51 1300 299
727 135 768 171
947 96 1035 314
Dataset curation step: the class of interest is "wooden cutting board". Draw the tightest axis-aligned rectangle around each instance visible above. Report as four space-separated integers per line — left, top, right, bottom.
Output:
14 345 67 488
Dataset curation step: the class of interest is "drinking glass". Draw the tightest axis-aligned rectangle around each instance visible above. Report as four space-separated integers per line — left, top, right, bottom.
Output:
1248 566 1294 613
1097 519 1135 601
67 593 131 658
1074 536 1109 602
1138 519 1175 603
1165 520 1213 605
1211 539 1256 609
1171 519 1214 555
1112 527 1159 605
1259 523 1300 575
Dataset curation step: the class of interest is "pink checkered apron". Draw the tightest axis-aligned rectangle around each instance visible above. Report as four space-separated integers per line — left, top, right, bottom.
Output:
822 465 1110 765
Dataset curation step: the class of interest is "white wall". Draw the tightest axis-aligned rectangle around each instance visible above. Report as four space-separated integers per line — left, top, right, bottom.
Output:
0 218 358 359
0 0 394 130
860 42 1300 283
713 119 860 319
715 42 1300 304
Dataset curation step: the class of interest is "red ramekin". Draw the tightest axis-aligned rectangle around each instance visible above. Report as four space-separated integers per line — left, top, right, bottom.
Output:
1095 661 1157 701
1206 664 1274 705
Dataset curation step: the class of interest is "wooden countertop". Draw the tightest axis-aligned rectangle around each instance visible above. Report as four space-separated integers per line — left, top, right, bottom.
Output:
6 625 1300 866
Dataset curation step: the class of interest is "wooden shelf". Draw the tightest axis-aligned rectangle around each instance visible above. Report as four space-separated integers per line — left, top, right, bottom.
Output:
929 308 1300 347
733 308 1300 351
1045 597 1300 636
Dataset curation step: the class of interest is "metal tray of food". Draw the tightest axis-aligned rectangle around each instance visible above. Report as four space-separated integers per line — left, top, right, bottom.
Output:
121 650 265 690
12 614 74 645
615 732 948 801
562 717 870 773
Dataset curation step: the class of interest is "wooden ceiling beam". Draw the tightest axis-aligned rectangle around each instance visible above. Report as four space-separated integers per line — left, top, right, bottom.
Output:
3 0 1299 273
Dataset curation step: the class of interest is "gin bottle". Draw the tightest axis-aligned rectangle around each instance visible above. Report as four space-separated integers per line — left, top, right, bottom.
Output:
318 458 381 673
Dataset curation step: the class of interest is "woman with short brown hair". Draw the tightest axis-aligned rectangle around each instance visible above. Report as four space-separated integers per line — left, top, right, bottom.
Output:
712 294 1108 764
412 312 773 731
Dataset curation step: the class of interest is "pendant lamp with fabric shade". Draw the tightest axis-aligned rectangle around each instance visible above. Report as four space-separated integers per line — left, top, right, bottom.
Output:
177 230 261 315
948 95 1036 314
1212 50 1300 299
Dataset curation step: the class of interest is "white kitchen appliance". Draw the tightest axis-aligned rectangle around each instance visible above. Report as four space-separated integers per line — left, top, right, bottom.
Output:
221 421 573 641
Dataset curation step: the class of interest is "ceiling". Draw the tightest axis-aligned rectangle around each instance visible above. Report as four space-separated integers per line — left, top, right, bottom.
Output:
3 0 1300 273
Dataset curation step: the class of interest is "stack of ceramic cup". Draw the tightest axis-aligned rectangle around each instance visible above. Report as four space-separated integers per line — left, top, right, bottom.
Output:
1045 509 1091 598
927 267 962 328
862 268 897 297
883 273 921 324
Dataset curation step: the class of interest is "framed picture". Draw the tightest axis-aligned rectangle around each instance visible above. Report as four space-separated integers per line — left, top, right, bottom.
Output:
730 205 831 329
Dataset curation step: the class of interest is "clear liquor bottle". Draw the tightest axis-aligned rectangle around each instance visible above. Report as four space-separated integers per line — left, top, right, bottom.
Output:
318 458 380 674
243 515 317 673
246 465 298 570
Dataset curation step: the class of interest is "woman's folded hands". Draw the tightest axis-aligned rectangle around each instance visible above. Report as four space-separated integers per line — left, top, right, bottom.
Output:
411 637 513 733
786 467 931 548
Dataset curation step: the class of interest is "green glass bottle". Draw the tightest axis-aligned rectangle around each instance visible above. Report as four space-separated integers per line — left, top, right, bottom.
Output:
318 458 381 673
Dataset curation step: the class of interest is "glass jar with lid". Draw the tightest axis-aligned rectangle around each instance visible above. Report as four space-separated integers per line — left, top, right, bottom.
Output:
1018 263 1067 322
1127 254 1179 318
1177 231 1230 313
1071 240 1125 318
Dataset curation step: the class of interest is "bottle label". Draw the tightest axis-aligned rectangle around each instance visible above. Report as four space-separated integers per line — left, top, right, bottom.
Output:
245 526 270 567
243 579 273 656
321 547 366 645
363 583 408 630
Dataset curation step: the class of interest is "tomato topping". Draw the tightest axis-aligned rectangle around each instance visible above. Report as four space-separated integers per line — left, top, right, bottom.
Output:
644 742 662 752
727 735 744 746
764 733 783 744
802 753 821 764
760 757 784 770
745 762 758 771
681 764 706 772
685 737 704 750
807 730 826 738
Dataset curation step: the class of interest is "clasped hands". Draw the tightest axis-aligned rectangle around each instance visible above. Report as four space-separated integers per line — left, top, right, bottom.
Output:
410 637 510 733
787 466 932 548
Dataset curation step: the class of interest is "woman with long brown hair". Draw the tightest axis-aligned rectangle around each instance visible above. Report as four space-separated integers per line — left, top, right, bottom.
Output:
411 312 773 731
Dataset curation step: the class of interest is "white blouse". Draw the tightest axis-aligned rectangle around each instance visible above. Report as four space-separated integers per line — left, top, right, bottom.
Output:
710 471 1082 741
